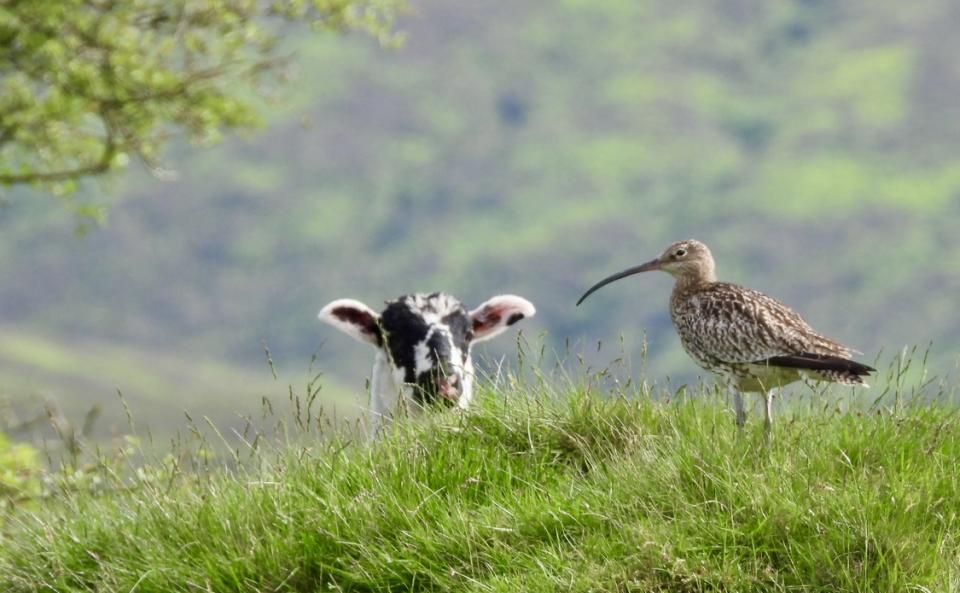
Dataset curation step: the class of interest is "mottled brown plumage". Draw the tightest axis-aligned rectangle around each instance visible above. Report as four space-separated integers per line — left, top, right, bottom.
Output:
577 239 875 430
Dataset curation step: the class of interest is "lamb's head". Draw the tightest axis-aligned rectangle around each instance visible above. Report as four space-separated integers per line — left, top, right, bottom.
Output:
319 293 536 408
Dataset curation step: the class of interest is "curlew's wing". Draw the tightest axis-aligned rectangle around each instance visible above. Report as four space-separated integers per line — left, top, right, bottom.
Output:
672 282 855 365
757 354 877 377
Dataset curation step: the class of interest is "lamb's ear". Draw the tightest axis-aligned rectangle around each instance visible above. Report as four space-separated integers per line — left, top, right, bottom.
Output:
469 295 536 343
318 299 382 346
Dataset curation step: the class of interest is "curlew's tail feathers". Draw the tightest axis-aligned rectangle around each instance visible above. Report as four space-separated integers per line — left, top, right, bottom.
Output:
757 353 875 386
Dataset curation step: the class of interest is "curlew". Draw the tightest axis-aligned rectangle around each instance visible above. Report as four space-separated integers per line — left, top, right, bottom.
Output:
576 239 875 431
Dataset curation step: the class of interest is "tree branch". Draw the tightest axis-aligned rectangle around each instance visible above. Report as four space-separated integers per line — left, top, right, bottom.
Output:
0 112 117 185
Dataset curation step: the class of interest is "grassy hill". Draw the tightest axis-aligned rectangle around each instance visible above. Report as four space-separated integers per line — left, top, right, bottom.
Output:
1 371 958 592
2 0 960 436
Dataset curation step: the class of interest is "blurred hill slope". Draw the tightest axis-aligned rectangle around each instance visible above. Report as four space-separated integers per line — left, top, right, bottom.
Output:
2 0 959 434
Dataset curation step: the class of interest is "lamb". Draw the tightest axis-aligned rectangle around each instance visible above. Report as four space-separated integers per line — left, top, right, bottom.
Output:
319 292 535 435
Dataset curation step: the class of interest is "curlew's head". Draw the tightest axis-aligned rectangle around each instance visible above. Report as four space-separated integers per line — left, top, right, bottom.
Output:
576 239 717 306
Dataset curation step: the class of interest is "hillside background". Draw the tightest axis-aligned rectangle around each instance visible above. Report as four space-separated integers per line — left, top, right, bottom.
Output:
2 0 959 440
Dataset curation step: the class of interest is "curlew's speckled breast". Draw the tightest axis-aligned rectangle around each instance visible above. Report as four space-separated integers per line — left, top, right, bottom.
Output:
669 282 854 391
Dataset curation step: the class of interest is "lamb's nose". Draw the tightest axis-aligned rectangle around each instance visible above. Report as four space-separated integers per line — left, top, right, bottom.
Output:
437 374 461 403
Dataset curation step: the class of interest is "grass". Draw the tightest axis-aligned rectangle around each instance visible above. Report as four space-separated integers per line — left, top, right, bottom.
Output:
0 368 958 592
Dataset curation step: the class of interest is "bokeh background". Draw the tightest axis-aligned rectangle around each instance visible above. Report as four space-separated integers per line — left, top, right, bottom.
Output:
3 0 959 439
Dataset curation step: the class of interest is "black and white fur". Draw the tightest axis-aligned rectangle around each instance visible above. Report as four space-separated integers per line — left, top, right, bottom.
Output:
319 292 535 436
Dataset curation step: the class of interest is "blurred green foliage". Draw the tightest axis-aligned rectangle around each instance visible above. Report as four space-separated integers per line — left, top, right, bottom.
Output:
0 432 40 512
0 0 404 216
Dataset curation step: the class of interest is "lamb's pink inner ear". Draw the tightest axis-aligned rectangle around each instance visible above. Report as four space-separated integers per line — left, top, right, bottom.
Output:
333 307 378 337
472 311 502 335
318 299 382 346
469 295 536 343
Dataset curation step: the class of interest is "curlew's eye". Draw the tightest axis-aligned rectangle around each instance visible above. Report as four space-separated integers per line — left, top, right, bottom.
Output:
674 248 687 258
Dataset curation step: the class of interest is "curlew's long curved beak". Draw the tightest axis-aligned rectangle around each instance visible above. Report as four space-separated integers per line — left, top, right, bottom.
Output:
576 258 661 306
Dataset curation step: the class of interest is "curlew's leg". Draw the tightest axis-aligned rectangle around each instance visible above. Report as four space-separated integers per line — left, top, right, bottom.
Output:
763 390 775 435
733 390 746 428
